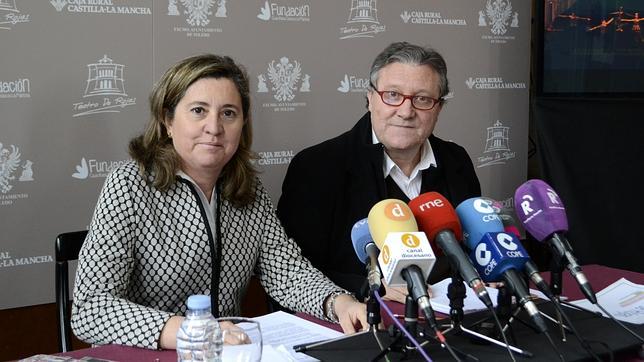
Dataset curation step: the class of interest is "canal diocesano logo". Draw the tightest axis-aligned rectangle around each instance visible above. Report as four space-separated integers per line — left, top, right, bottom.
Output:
257 57 309 112
0 141 33 205
339 0 385 39
0 0 30 30
478 0 518 43
72 55 136 117
477 120 516 168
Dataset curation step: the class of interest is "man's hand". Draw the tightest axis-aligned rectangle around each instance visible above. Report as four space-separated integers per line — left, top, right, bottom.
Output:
333 294 368 334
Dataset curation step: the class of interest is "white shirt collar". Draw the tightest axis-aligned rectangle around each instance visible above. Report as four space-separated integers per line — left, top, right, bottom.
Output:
371 129 437 179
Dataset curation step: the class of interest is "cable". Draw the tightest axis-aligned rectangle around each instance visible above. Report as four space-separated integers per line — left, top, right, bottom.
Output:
374 290 433 362
543 330 566 362
489 306 517 362
433 328 462 362
549 299 602 361
595 303 644 344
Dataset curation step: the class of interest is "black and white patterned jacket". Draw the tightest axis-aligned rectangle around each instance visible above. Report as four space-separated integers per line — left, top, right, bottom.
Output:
71 160 341 349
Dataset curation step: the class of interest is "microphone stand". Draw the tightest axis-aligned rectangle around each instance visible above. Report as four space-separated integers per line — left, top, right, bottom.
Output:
404 295 419 344
441 271 531 357
367 287 382 330
550 253 600 318
374 295 418 361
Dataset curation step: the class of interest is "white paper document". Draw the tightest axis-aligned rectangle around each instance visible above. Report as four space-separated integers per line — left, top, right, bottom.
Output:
429 278 499 314
251 311 343 361
569 277 644 325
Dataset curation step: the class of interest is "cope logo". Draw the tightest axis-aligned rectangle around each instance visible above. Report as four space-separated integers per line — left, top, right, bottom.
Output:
381 245 390 264
473 198 495 214
473 198 501 223
384 202 411 221
401 233 420 248
475 243 491 266
496 233 517 250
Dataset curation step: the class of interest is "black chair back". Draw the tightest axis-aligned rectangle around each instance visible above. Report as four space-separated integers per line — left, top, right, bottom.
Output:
55 230 87 352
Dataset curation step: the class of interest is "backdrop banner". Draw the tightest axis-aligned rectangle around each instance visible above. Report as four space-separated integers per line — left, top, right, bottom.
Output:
0 0 531 309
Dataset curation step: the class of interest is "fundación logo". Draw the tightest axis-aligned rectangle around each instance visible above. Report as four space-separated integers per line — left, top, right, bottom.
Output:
168 0 227 37
477 120 516 168
400 9 466 26
0 77 30 99
478 0 519 44
255 150 294 166
257 56 310 112
72 157 128 179
465 76 526 90
337 74 369 93
0 141 34 206
257 1 310 22
0 0 30 30
339 0 385 39
49 0 151 15
72 55 136 117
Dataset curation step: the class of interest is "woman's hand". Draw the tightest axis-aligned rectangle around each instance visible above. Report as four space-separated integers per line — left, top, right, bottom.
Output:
382 279 433 304
219 321 251 345
333 294 368 334
381 280 408 304
160 315 184 350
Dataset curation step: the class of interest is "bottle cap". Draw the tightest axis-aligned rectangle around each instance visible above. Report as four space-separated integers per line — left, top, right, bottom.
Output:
186 295 211 310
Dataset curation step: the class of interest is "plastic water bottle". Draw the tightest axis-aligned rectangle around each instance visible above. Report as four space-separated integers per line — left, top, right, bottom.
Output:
176 295 222 362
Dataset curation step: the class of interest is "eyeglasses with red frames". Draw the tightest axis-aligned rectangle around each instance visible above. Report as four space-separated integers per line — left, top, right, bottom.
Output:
370 83 442 110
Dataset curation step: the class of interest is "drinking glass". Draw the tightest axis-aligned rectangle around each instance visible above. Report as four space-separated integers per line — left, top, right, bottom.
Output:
217 317 262 362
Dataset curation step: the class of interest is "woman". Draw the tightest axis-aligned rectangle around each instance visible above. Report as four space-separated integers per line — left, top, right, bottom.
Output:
71 54 367 350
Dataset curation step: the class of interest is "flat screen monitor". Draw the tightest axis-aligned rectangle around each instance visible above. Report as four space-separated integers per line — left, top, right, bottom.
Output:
537 0 644 96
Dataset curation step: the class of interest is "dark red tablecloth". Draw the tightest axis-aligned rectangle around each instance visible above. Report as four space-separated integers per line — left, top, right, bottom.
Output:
57 264 643 361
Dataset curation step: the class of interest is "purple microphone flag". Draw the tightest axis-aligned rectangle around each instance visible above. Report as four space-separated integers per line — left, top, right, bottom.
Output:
514 179 569 241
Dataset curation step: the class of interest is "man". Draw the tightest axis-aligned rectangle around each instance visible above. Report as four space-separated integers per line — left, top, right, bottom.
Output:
277 42 481 302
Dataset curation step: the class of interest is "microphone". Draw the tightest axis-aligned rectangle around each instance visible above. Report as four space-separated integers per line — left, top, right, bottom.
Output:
409 192 493 309
514 179 597 304
367 199 437 327
350 218 381 292
469 231 549 332
456 198 550 332
479 197 553 299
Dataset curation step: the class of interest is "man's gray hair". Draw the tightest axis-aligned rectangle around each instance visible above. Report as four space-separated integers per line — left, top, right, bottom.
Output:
369 42 450 100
